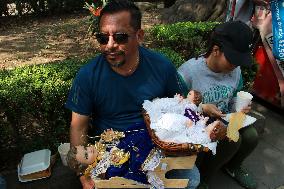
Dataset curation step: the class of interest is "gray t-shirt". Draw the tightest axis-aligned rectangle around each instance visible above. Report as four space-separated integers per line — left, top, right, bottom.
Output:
178 57 242 113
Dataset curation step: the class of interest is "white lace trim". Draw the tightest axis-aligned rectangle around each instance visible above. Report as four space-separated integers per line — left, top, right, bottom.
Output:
142 148 163 171
91 152 111 179
147 171 165 189
143 96 218 154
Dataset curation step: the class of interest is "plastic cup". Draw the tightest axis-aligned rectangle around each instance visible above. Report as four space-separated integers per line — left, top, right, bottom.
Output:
235 91 253 112
58 143 70 166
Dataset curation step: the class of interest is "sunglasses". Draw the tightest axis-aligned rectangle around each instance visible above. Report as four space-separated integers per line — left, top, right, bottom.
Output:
95 32 131 45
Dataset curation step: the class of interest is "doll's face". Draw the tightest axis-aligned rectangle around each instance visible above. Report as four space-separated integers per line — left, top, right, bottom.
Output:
75 145 98 165
187 91 195 103
187 90 202 105
205 121 227 141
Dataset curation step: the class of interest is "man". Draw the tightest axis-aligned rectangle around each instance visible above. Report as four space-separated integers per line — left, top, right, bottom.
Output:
65 0 181 188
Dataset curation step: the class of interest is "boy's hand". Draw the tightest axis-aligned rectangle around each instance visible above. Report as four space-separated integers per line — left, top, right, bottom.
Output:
201 104 226 118
240 102 252 114
174 93 184 102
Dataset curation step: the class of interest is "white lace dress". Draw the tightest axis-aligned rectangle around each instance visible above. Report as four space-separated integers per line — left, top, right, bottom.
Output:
143 96 217 154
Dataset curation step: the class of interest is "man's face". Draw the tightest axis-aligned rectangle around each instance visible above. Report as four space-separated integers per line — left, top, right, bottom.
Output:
98 11 143 67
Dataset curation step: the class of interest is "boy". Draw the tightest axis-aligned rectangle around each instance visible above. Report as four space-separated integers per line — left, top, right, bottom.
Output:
178 21 258 189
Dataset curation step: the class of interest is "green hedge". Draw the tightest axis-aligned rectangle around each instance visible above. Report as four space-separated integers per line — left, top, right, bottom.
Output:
147 21 219 59
0 58 87 170
155 47 185 68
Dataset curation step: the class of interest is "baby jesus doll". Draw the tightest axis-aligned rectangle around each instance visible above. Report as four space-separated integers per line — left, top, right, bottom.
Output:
178 90 226 141
67 125 164 188
143 90 227 154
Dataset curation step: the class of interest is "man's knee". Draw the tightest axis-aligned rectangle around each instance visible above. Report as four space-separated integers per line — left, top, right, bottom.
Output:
186 165 200 189
217 138 242 155
240 126 259 147
165 165 200 189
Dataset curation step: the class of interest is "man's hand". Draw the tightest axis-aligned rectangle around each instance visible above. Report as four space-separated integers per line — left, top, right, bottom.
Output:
79 175 95 189
201 104 225 118
252 0 269 7
240 102 252 114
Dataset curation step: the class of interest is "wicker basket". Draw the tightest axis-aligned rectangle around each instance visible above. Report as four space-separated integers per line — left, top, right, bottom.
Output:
142 110 210 156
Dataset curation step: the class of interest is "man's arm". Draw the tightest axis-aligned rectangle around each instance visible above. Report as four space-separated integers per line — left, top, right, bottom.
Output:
70 112 90 147
69 112 96 189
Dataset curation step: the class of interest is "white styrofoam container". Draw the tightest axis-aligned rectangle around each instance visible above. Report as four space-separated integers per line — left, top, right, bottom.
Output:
17 164 50 182
19 149 51 176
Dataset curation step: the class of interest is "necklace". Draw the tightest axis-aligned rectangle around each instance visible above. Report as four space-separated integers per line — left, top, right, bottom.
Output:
125 53 139 76
112 53 139 76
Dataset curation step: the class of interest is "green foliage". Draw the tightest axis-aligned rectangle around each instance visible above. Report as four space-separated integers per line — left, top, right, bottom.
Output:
84 0 108 34
242 58 259 90
0 58 89 170
154 47 185 68
1 0 84 16
148 21 219 59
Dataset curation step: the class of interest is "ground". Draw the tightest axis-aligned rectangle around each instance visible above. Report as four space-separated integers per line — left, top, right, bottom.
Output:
0 4 161 69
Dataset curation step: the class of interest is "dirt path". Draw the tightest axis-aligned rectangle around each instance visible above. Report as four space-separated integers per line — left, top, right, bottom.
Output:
0 12 98 69
0 5 161 69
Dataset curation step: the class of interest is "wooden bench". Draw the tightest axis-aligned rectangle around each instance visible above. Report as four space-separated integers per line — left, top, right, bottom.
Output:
94 155 197 189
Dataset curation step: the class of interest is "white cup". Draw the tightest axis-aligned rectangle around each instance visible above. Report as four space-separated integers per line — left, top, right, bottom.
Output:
58 143 70 166
235 91 253 112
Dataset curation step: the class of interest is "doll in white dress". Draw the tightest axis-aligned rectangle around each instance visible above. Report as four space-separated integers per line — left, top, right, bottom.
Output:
143 90 227 154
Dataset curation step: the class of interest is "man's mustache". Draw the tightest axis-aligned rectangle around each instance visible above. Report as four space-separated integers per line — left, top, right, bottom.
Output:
103 51 125 56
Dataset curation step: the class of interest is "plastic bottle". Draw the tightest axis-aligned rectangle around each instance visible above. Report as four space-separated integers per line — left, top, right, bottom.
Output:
0 175 6 189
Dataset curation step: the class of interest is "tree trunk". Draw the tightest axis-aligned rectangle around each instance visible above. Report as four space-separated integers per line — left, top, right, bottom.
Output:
164 0 176 8
161 0 228 24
